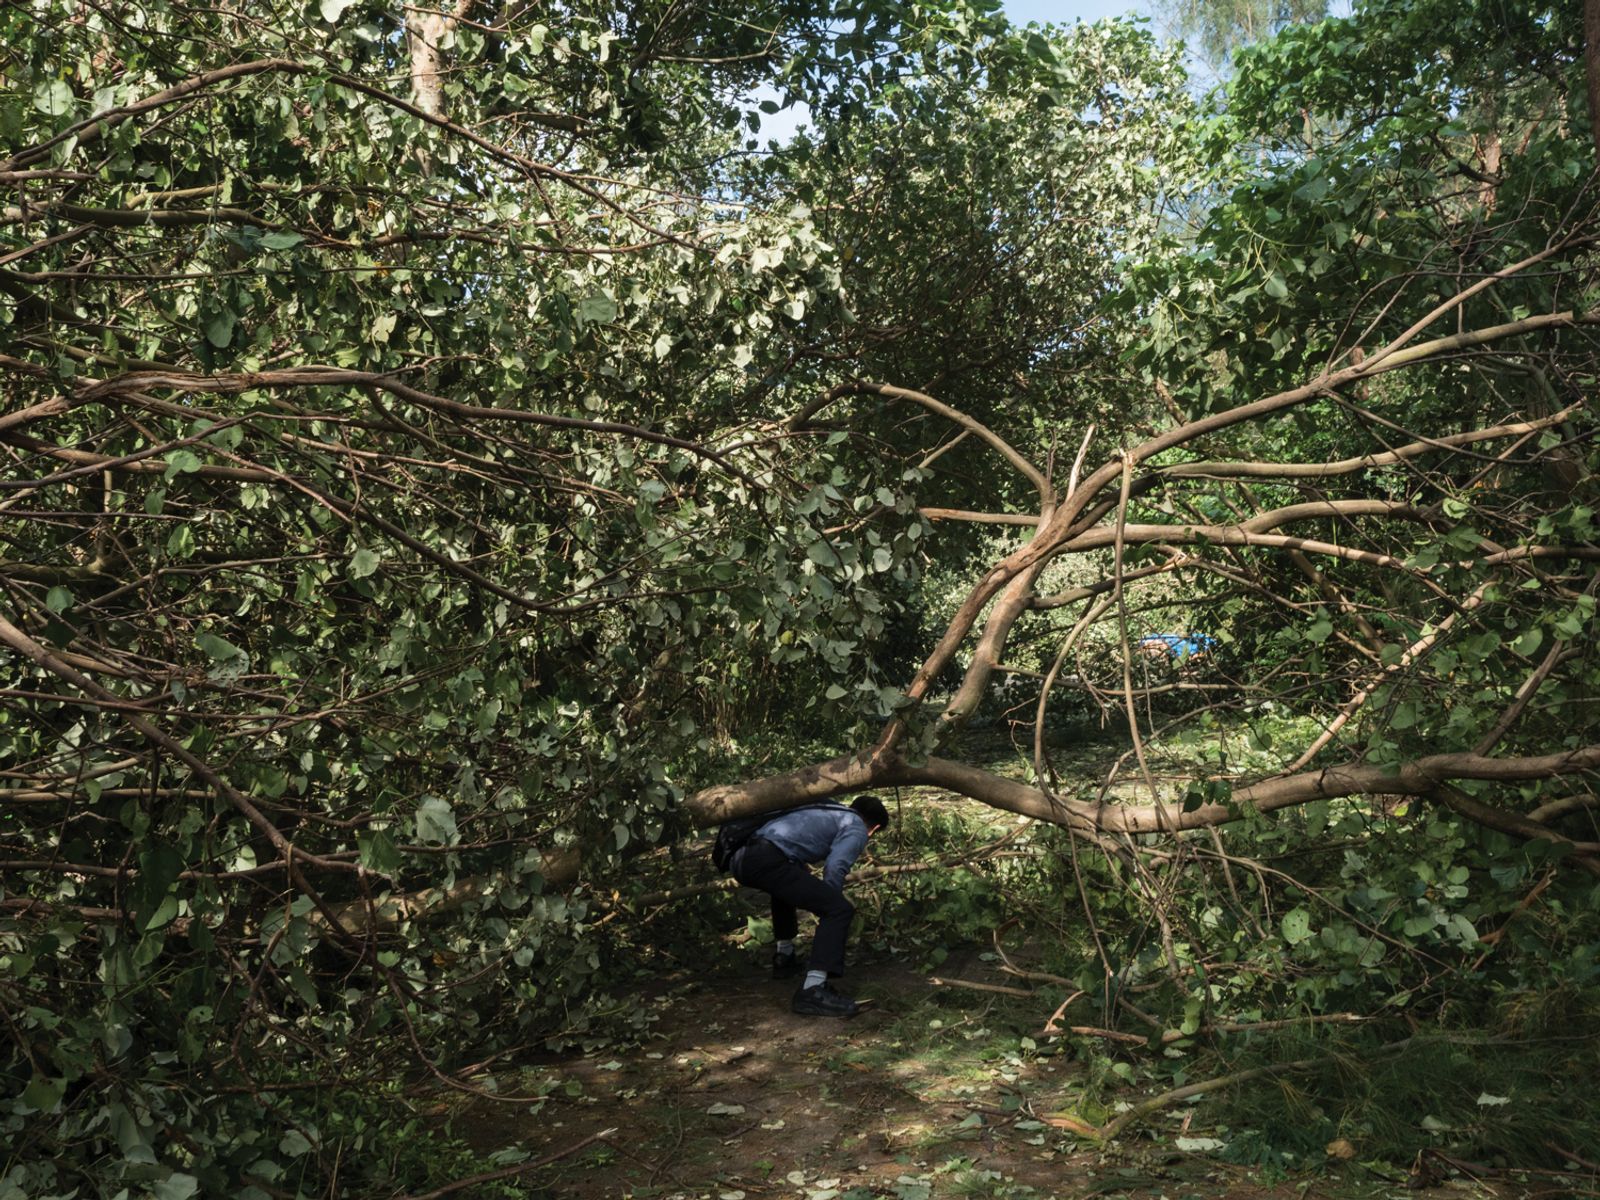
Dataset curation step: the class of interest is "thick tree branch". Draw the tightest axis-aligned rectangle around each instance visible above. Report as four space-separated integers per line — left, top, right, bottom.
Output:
920 507 1040 526
884 754 1600 875
1160 407 1579 480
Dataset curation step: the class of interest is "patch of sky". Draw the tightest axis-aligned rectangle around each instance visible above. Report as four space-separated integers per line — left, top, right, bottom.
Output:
747 82 814 146
742 0 1153 147
1005 0 1148 27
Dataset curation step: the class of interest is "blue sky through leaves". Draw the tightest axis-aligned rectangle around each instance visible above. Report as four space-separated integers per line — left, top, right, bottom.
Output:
1004 0 1147 25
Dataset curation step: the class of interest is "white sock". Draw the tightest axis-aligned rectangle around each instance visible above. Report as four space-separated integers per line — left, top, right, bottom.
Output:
803 970 826 990
776 939 795 955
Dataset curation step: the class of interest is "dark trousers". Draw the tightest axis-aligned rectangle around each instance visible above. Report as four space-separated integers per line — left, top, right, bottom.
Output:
733 839 855 977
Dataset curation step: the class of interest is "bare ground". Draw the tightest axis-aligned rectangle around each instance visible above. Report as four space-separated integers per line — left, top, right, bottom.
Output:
447 942 1548 1200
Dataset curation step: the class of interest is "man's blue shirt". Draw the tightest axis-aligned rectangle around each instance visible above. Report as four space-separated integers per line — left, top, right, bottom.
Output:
754 804 868 890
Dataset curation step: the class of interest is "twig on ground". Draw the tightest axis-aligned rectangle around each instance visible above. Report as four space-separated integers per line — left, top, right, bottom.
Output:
1094 1057 1326 1140
1058 1025 1150 1045
1040 989 1088 1035
1075 1034 1424 1141
929 976 1034 998
1039 1009 1368 1047
1544 1140 1600 1173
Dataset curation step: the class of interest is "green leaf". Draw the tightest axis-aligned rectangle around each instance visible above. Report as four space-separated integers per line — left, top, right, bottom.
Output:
259 231 305 250
348 548 381 578
21 1075 64 1113
1263 272 1288 299
165 523 195 559
416 795 457 845
164 449 203 479
358 828 401 875
44 585 73 613
806 541 840 568
320 0 357 20
1281 907 1312 945
205 312 236 348
142 893 180 933
32 79 74 116
195 631 245 661
132 841 185 934
576 293 617 324
1293 174 1330 203
152 1173 199 1200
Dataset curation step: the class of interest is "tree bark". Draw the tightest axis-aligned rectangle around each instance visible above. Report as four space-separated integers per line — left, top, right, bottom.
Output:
407 2 476 119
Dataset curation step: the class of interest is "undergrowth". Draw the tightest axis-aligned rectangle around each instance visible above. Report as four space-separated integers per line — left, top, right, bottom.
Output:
1200 996 1600 1171
801 783 1600 1176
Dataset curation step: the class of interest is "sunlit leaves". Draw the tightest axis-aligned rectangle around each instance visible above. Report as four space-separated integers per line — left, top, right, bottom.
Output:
1280 907 1313 944
32 78 75 116
415 796 458 845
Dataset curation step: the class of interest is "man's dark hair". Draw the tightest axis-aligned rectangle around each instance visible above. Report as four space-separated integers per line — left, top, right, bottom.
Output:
851 794 890 833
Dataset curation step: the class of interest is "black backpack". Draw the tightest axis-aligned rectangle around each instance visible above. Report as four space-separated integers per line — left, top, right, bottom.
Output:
711 802 845 873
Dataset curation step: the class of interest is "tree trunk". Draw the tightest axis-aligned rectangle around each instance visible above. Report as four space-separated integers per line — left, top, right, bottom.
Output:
407 1 474 118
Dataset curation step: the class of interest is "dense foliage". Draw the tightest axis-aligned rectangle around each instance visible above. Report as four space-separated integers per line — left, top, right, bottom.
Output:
2 0 1598 1193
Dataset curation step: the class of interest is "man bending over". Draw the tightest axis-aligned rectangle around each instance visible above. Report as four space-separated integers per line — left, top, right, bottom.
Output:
729 794 890 1018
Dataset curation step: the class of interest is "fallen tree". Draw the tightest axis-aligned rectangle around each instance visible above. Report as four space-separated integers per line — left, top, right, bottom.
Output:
3 0 1599 1191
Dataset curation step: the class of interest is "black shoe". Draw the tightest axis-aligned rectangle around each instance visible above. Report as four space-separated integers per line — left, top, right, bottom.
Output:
791 982 859 1018
772 948 799 980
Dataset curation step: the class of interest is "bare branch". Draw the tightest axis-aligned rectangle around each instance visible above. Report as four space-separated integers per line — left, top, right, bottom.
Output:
789 380 1052 505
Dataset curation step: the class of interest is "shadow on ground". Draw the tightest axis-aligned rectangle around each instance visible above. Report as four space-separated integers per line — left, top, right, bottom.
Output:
448 943 1542 1200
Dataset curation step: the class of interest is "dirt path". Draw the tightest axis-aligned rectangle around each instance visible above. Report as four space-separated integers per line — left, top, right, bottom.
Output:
448 945 1502 1200
460 948 1092 1198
